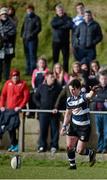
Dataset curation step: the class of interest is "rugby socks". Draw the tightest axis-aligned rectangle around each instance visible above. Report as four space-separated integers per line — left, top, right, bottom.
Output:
67 148 76 168
82 148 91 155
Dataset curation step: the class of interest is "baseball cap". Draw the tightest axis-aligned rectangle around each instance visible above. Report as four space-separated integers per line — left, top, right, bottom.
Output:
0 7 8 15
10 69 20 77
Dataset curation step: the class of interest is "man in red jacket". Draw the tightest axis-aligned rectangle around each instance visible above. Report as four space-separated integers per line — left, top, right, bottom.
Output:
0 69 30 152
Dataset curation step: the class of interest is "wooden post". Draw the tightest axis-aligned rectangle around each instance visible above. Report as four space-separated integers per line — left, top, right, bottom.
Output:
18 112 25 152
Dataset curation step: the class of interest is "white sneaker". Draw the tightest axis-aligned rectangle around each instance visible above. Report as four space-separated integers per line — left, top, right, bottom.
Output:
50 147 57 153
37 147 44 153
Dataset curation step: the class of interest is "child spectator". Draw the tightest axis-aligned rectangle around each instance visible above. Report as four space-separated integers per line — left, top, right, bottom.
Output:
53 63 69 87
90 60 100 78
26 56 49 118
31 56 49 90
71 61 81 77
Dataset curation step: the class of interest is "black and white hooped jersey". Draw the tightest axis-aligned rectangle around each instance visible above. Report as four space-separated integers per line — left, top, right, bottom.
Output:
66 92 90 126
72 15 84 27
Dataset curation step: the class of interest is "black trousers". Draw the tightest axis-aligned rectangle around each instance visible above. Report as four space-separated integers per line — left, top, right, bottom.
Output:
0 56 12 81
38 112 60 150
52 42 69 72
9 129 18 146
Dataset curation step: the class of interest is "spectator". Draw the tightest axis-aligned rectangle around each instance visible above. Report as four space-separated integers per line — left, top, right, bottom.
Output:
72 2 85 60
92 69 107 153
31 56 49 90
0 69 30 152
71 61 81 77
90 60 100 78
0 6 16 81
51 4 72 72
27 56 49 118
7 5 18 56
33 71 62 153
89 60 100 87
73 10 103 64
21 4 41 75
53 63 69 87
80 62 91 92
7 5 18 26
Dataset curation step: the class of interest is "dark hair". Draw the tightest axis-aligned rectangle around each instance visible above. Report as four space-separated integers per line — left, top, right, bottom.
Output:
75 2 84 8
8 5 16 16
45 71 53 76
26 4 35 11
91 60 100 69
84 9 92 15
69 79 81 89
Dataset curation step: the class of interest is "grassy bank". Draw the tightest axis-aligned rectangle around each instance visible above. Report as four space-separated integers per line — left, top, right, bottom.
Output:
0 0 107 89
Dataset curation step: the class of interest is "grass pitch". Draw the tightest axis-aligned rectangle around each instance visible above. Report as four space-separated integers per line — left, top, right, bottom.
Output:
0 154 107 179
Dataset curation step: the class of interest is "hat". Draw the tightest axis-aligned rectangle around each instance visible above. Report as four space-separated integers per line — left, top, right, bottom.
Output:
10 69 20 77
0 7 8 15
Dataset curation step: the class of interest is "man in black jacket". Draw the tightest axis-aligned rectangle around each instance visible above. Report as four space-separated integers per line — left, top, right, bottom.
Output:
73 10 103 64
33 71 62 153
51 4 73 72
21 4 41 75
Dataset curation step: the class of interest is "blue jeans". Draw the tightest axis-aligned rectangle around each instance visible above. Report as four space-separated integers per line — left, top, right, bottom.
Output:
23 40 37 74
38 113 60 150
74 47 96 63
95 114 107 151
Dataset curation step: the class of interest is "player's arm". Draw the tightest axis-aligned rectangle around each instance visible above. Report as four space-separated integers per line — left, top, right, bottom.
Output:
86 90 95 100
60 108 72 136
86 85 100 100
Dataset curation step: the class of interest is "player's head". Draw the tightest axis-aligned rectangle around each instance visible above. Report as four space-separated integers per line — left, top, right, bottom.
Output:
69 79 81 96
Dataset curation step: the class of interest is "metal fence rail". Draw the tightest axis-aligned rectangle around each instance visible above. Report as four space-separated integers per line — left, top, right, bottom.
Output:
19 109 106 152
22 109 107 114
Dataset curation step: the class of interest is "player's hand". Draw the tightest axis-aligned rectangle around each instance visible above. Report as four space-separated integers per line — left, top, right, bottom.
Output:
60 127 66 136
91 85 101 92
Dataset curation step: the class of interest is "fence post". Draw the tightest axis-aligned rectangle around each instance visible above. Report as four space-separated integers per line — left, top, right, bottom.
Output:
18 112 25 152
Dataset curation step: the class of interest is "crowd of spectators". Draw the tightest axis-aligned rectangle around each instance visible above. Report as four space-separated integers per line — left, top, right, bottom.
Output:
0 2 106 154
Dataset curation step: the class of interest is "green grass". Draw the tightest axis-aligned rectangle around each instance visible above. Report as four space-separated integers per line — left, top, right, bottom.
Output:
0 155 107 179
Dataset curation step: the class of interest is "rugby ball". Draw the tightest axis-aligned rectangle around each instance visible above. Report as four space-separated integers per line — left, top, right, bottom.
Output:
11 155 21 169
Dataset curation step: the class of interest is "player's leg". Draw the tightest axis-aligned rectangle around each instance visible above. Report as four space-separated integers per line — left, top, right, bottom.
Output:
76 138 96 166
66 135 78 169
